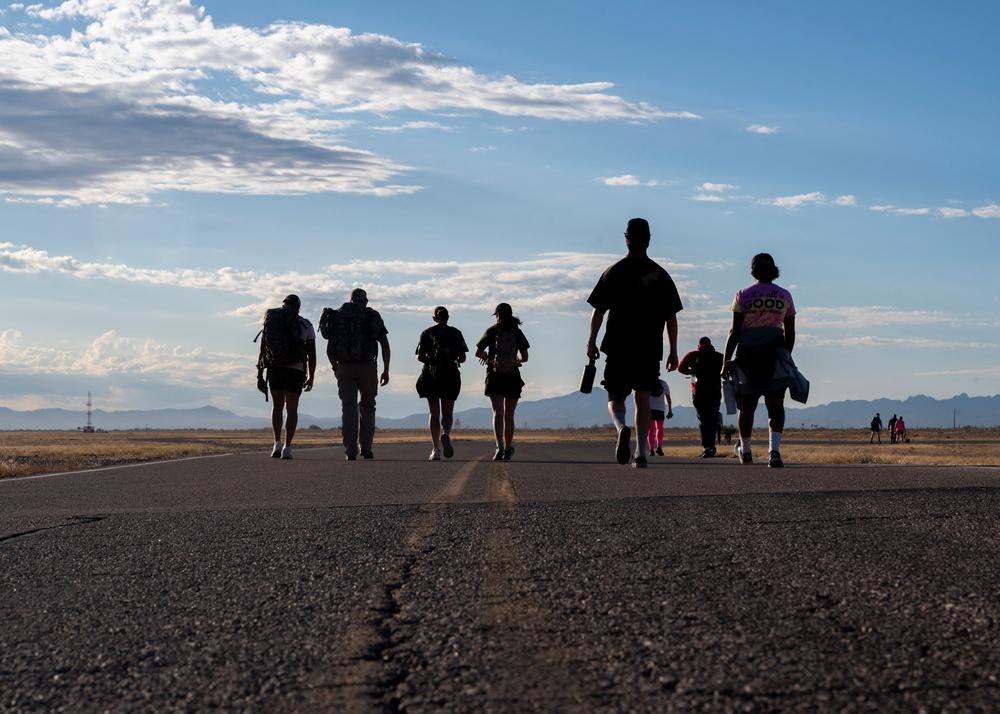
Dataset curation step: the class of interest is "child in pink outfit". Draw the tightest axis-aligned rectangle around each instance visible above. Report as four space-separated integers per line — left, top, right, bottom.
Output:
647 379 672 455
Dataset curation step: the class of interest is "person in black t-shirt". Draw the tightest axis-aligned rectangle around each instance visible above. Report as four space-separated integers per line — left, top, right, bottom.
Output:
586 218 683 468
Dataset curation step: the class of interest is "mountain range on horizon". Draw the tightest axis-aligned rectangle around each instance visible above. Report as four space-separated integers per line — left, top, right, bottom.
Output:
1 392 997 432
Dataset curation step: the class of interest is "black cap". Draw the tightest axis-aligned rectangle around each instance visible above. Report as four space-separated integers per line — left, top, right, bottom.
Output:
282 294 301 308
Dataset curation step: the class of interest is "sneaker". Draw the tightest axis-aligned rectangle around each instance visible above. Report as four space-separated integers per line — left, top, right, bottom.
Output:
615 427 632 465
655 447 664 456
632 455 648 469
280 445 292 460
493 447 505 461
736 443 752 464
429 448 441 461
345 454 357 461
699 448 713 459
441 433 454 459
503 446 515 461
270 442 282 458
361 450 374 460
768 450 784 468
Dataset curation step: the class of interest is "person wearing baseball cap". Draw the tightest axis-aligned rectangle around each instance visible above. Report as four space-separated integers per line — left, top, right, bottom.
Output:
586 218 684 469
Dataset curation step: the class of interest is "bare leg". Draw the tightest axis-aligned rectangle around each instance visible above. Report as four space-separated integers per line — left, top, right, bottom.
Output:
489 394 506 448
427 399 441 449
503 398 519 450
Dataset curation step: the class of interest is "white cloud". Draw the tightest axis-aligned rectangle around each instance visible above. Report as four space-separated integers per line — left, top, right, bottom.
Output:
746 124 779 134
973 204 1000 218
692 194 726 202
699 183 738 193
833 195 857 206
762 192 826 209
0 0 691 205
939 207 969 218
601 175 641 186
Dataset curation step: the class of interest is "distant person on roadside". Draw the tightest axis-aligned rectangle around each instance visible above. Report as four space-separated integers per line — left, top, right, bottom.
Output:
869 412 883 444
475 303 529 461
647 378 673 456
325 288 390 461
722 253 796 468
586 218 683 469
894 415 906 443
717 412 724 445
416 306 469 461
255 294 316 460
888 414 899 444
678 336 725 458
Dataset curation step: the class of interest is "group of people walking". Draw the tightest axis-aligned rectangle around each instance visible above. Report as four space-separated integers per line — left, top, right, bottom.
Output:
255 217 802 468
870 413 906 444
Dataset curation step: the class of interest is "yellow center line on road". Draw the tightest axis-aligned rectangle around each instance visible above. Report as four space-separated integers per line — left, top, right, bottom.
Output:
406 455 486 549
487 461 518 506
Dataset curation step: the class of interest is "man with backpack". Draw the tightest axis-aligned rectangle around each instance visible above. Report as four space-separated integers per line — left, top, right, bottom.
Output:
586 218 683 468
678 336 725 458
255 294 316 459
321 288 391 460
870 413 883 444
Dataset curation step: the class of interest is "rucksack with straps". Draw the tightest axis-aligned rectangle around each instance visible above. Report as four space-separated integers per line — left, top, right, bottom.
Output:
326 302 378 362
255 307 306 369
492 327 519 374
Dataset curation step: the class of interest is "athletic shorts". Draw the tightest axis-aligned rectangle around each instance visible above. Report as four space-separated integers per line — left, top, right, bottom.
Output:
416 368 462 401
601 356 662 399
267 366 307 394
484 369 524 400
650 409 665 422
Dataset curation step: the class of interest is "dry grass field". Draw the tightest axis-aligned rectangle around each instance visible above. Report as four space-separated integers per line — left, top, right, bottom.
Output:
2 427 999 478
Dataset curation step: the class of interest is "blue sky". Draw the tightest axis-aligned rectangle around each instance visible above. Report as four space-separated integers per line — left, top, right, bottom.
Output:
0 0 997 424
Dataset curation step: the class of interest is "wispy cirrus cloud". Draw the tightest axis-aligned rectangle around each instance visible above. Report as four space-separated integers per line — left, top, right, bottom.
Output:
746 124 779 134
0 0 690 206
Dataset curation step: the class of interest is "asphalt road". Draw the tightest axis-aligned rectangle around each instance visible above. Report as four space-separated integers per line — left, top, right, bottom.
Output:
3 439 1000 713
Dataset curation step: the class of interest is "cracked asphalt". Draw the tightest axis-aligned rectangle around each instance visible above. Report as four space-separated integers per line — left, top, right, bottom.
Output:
3 440 1000 712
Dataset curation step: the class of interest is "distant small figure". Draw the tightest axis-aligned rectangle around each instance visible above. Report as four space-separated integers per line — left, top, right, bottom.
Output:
475 303 530 462
716 412 724 445
678 336 724 458
647 379 673 456
255 294 317 460
416 306 468 461
888 414 899 444
869 412 883 444
894 415 906 444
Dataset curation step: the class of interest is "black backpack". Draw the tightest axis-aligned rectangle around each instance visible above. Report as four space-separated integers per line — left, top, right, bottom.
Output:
326 302 378 362
255 307 306 369
492 327 519 374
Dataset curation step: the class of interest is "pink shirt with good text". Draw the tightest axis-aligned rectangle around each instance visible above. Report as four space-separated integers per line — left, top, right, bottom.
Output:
731 282 796 330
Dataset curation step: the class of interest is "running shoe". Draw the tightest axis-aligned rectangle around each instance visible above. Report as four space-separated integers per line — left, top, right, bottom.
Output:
280 446 292 460
271 441 282 458
493 447 505 461
503 446 515 461
429 448 441 461
361 450 374 460
615 427 632 465
736 442 752 465
768 450 784 468
632 455 648 469
655 447 664 456
441 433 454 459
699 448 713 459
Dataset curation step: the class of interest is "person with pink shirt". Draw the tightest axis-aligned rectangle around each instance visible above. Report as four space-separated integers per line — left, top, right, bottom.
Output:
722 253 796 468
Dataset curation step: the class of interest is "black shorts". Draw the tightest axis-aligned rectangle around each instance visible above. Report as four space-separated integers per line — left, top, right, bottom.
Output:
267 366 307 394
484 369 524 400
650 409 665 422
601 356 661 398
416 368 462 401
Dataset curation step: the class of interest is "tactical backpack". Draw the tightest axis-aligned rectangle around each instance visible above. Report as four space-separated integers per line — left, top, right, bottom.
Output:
255 307 306 369
492 327 519 374
327 302 378 362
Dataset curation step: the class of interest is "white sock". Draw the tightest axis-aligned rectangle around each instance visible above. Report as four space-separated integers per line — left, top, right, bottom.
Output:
741 437 752 454
770 432 782 453
637 431 648 457
274 440 282 450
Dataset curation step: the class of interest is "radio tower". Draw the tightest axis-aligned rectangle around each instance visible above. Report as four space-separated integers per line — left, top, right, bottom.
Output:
83 392 95 433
